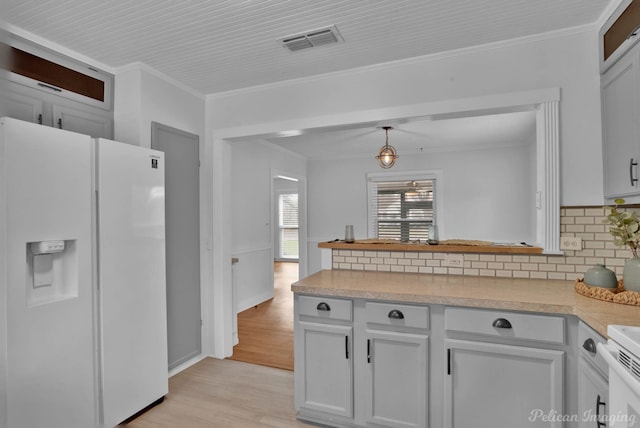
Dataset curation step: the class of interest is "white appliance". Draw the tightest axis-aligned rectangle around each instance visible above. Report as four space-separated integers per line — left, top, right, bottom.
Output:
598 325 640 428
0 117 168 428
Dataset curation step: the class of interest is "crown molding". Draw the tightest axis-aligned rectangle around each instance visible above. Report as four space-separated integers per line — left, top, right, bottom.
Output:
115 62 205 100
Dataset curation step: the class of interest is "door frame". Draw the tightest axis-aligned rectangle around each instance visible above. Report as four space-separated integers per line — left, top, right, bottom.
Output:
151 121 204 371
270 168 308 286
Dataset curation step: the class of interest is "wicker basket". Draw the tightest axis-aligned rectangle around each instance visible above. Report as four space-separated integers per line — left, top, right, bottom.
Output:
575 278 640 306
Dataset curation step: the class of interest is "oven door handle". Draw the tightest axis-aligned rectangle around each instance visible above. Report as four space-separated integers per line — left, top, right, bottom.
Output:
597 342 640 397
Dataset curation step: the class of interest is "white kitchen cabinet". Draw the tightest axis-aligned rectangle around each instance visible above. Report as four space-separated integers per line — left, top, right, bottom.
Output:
297 321 353 417
6 90 44 124
443 307 566 428
52 103 113 139
294 295 354 423
578 358 608 428
364 302 429 428
444 339 564 428
6 82 113 139
602 41 640 198
295 296 576 428
577 322 609 428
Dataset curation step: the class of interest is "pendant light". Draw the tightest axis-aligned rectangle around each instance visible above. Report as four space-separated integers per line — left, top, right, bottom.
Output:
376 126 398 169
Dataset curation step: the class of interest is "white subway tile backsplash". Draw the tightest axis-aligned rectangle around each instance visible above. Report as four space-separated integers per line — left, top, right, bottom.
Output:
329 206 639 280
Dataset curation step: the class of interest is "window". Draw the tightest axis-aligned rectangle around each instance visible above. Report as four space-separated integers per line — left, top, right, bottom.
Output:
278 193 299 259
368 172 440 242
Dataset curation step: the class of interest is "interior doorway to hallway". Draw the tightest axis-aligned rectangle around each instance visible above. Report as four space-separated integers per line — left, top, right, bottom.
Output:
228 261 298 371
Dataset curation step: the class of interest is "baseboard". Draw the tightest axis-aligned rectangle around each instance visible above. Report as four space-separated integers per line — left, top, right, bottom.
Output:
237 289 274 313
168 354 207 377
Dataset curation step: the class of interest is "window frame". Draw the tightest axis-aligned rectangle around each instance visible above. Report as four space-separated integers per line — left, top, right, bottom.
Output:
367 170 444 241
278 192 299 260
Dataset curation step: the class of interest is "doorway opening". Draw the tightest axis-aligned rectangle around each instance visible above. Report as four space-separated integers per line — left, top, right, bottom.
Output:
227 173 303 370
228 261 297 370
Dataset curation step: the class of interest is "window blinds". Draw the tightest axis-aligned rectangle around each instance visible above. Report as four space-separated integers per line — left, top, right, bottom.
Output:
279 193 299 259
370 179 434 241
279 193 298 228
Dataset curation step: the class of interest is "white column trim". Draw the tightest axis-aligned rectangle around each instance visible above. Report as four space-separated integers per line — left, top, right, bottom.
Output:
537 100 561 254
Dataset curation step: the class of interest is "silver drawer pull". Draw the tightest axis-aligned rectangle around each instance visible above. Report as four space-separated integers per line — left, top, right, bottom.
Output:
388 309 404 319
316 302 331 311
492 318 512 329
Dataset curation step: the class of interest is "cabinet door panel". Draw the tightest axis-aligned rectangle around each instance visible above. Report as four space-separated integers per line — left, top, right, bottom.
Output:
444 339 564 428
53 104 113 139
366 330 428 428
297 321 353 417
602 48 640 198
6 91 43 124
578 357 608 428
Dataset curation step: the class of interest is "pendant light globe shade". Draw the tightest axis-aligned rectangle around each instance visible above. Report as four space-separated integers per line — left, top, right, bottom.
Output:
376 145 398 168
376 126 398 169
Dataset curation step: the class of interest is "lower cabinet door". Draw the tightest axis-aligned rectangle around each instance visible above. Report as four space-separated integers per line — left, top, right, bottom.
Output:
444 339 564 428
365 330 428 428
296 321 353 418
578 357 608 428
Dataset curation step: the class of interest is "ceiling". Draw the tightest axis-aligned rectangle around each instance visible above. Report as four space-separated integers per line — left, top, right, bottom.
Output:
3 0 610 158
261 110 538 160
4 0 611 95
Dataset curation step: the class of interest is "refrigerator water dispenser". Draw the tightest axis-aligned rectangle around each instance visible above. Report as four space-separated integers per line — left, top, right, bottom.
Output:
27 240 78 306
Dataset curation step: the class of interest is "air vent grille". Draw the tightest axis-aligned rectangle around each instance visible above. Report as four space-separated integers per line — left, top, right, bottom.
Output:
618 349 640 382
280 25 343 52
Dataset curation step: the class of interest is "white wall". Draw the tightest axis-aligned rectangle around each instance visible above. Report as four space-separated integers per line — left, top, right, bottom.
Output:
206 27 602 356
114 64 205 148
230 140 306 310
209 28 603 206
306 143 535 272
113 64 212 357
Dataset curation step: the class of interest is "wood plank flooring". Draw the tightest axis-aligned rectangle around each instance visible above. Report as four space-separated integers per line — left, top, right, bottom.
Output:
124 262 306 427
228 261 297 371
122 358 313 427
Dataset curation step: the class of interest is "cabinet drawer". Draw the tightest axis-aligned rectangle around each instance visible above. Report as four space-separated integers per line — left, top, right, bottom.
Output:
297 295 352 321
365 301 429 330
578 321 608 377
444 307 565 345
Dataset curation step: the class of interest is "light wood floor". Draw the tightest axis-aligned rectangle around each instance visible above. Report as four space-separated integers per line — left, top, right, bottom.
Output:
124 262 307 427
122 357 313 427
228 261 298 371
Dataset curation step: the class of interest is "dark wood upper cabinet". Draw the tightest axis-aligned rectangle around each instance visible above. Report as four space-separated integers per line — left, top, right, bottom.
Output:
10 47 105 102
604 0 640 61
7 36 113 111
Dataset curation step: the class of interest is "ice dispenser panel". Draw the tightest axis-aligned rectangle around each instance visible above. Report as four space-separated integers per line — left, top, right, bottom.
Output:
27 240 78 306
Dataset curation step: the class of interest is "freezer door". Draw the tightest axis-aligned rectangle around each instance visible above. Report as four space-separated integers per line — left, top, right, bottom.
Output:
95 138 168 427
1 117 97 428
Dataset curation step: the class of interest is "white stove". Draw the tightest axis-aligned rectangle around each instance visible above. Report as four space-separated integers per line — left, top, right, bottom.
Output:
598 325 640 427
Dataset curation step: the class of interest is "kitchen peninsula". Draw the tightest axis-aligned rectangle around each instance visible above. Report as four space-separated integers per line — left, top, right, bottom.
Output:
292 262 640 427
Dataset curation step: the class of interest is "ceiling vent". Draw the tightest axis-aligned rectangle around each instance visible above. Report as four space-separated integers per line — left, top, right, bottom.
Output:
280 25 344 52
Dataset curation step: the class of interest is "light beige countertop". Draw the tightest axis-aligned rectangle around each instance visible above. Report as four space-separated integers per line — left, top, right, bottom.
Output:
292 269 640 338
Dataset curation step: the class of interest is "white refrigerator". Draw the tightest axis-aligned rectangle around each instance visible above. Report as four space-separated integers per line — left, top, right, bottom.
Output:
0 117 168 428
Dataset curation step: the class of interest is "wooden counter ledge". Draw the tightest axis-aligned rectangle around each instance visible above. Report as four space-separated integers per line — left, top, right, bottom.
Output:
318 239 543 254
